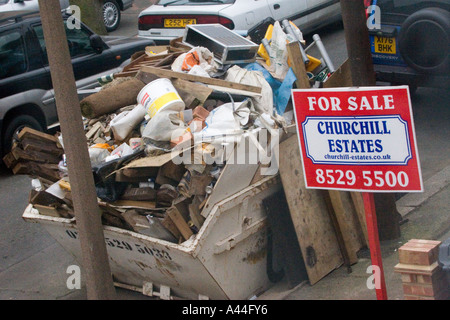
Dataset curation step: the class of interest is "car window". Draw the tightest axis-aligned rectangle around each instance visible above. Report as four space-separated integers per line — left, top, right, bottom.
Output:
32 20 95 64
0 30 27 79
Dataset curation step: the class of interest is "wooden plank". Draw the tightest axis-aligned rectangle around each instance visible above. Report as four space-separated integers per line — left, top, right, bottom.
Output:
278 135 343 285
171 78 213 104
2 152 17 168
328 190 366 264
18 127 59 144
351 192 369 247
286 42 311 89
120 187 157 201
11 146 61 164
159 160 186 183
323 59 352 88
161 214 182 241
110 200 157 210
34 204 60 218
167 206 193 241
21 138 63 156
139 65 262 94
189 196 205 230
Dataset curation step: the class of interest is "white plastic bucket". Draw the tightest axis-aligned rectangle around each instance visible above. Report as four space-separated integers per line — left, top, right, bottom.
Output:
137 78 185 118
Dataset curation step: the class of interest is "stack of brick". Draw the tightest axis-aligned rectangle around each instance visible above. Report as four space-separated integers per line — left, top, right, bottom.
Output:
394 239 449 300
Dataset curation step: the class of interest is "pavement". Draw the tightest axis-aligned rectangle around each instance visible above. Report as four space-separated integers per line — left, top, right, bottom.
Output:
0 161 448 301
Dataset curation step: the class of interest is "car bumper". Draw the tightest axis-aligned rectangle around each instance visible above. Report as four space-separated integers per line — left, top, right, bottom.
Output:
122 0 133 11
374 64 450 89
138 28 185 43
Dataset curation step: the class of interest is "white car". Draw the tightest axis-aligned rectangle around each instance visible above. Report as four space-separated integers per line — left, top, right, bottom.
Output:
138 0 342 43
0 0 133 32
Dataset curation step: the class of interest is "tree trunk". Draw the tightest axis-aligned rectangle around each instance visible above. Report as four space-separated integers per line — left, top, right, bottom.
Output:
70 0 107 35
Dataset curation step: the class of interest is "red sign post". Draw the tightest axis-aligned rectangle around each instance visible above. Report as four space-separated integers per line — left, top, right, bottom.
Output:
292 86 423 299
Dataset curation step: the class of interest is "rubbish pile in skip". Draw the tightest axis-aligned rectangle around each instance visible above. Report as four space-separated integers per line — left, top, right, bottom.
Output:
5 20 336 244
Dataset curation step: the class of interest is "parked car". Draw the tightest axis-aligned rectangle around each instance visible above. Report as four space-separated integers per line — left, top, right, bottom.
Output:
0 0 134 32
102 0 134 32
138 0 342 43
366 0 450 90
0 12 154 161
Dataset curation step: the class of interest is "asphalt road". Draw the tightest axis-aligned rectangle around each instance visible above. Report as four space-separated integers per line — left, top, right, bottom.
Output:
0 2 448 299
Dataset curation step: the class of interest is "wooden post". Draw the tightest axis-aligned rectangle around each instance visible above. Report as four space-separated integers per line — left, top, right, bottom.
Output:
341 0 387 300
340 0 376 86
38 0 116 299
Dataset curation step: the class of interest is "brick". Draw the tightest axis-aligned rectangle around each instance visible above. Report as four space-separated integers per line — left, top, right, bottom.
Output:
402 283 435 296
404 290 449 300
408 239 442 246
394 262 439 275
401 273 416 283
192 106 210 120
402 282 449 298
398 241 440 265
404 294 420 300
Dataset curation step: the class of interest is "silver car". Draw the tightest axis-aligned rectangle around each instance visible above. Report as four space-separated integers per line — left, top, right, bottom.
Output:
0 0 134 32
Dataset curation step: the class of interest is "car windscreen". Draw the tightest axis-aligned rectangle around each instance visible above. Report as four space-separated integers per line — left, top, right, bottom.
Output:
157 0 235 6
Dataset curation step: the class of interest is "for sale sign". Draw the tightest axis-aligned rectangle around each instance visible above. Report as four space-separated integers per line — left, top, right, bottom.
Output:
292 86 423 192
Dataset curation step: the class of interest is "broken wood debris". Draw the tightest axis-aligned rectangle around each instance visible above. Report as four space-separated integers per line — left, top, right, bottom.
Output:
3 127 64 182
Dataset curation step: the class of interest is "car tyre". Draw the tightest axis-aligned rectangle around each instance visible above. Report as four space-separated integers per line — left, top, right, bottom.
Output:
103 0 121 32
2 115 43 156
398 7 450 75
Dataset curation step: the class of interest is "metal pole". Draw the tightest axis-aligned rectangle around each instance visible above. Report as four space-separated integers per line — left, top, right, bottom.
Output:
38 0 116 299
282 19 310 65
340 0 376 86
312 34 336 73
341 0 387 300
362 192 388 300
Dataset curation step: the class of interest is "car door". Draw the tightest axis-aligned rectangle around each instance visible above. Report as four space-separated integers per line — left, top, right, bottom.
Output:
305 0 341 27
0 25 52 98
32 21 116 81
266 0 308 26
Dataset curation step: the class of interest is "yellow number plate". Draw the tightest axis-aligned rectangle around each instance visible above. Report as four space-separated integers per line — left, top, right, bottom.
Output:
374 36 396 54
164 18 197 28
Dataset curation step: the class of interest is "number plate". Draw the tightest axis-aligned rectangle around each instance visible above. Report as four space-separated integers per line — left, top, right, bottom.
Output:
164 18 196 28
374 35 396 54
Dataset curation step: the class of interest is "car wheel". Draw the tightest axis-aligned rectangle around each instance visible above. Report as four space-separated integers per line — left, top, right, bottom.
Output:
103 0 121 32
2 115 43 155
398 7 450 75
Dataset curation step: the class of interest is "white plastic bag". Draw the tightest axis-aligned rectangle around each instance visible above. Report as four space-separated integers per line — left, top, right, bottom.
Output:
142 110 186 142
194 101 250 143
104 143 133 162
269 21 289 79
225 65 273 115
171 47 217 76
110 104 146 141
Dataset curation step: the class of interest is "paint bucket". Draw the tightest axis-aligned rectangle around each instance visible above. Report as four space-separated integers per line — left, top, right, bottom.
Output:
137 78 185 118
